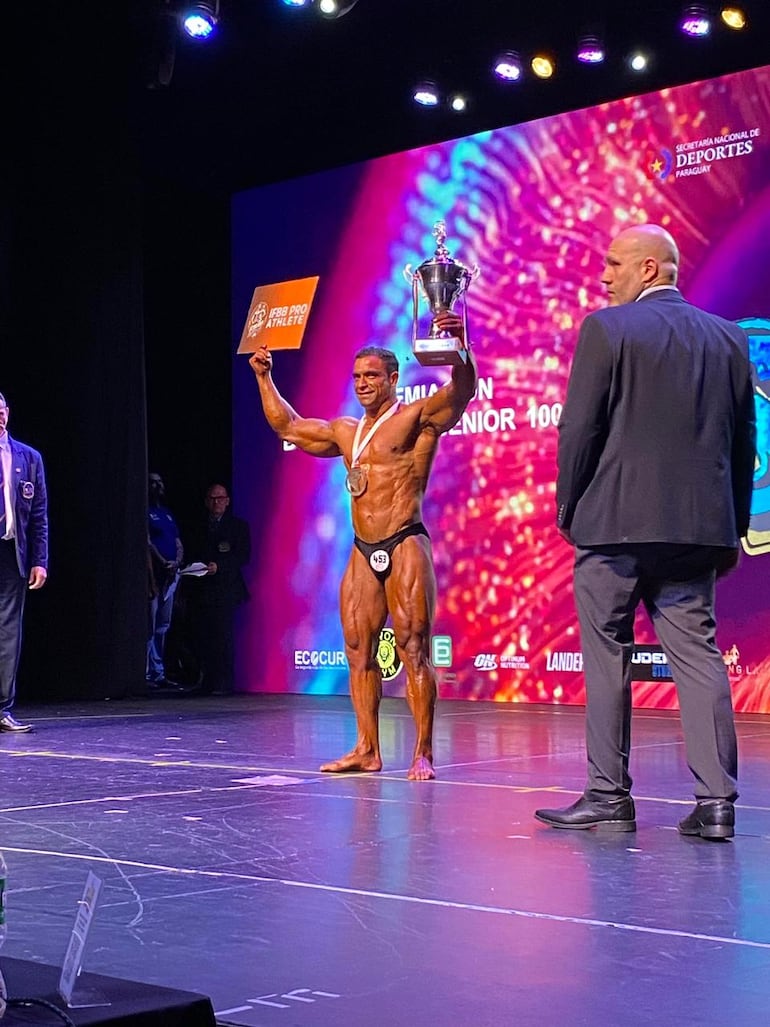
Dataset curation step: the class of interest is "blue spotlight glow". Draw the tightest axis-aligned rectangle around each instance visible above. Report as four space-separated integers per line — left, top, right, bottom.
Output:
493 52 523 81
413 82 440 107
181 3 218 39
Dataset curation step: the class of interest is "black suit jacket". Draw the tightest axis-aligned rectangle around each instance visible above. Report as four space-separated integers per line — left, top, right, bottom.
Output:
556 288 756 548
189 512 251 606
5 437 48 576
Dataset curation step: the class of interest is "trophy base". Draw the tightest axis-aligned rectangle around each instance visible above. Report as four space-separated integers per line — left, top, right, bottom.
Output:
412 336 469 367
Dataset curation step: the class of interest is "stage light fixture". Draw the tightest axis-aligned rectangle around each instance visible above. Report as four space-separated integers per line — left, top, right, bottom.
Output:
449 94 468 112
413 82 440 107
576 35 605 64
181 1 219 38
720 6 747 29
318 0 360 17
680 4 711 36
628 51 649 72
531 54 555 79
282 0 309 6
493 51 523 81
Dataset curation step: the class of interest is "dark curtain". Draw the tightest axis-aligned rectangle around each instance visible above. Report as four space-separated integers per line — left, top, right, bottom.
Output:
0 4 149 700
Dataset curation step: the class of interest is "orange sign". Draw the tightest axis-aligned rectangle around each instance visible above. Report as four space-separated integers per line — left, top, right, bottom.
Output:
237 276 320 353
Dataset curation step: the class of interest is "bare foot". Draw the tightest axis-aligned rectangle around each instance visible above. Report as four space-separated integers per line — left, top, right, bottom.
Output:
407 755 435 781
320 750 383 773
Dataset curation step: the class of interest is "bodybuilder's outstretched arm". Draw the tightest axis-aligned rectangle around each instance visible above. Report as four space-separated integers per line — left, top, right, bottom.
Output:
249 346 342 457
420 311 478 434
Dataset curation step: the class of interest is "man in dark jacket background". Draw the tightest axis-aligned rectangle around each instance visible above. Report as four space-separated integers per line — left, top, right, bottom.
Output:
186 483 251 695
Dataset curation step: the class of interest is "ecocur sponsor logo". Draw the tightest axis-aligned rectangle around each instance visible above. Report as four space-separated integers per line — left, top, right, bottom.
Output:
294 649 347 670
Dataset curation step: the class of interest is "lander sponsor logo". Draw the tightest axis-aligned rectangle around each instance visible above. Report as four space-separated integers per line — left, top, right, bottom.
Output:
474 654 498 671
546 651 583 672
294 649 347 669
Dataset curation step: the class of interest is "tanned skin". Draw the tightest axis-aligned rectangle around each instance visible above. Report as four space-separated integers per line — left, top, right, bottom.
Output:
250 311 477 780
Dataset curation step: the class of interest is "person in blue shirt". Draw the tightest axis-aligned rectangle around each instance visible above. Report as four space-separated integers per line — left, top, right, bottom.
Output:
147 472 183 687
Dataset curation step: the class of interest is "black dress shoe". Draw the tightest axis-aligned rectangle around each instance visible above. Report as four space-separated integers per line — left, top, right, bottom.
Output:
534 795 636 832
678 800 735 840
0 713 33 733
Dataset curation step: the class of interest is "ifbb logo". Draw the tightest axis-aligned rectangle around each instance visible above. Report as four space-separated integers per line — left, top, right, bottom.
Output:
377 627 403 681
247 301 269 337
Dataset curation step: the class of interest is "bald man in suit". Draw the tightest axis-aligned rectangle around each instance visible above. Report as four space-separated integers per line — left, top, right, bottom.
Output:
535 225 756 840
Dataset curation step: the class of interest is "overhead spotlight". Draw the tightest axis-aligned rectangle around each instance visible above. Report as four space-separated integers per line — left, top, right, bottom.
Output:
318 0 360 17
413 81 440 107
679 3 711 36
181 1 219 39
576 35 606 64
628 51 650 72
493 51 523 81
449 94 468 113
531 54 555 79
720 6 747 29
282 0 309 6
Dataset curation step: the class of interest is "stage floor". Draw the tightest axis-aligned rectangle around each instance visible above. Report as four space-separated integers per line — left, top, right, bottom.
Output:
1 693 769 1026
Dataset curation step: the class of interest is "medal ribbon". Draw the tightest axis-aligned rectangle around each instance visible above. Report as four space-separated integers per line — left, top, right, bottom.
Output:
350 401 400 467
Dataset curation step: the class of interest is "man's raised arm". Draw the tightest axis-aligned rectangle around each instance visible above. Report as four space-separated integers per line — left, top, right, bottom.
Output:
249 346 342 457
420 311 478 434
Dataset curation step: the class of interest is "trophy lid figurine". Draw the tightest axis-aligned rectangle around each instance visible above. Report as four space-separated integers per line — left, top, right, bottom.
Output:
404 220 479 366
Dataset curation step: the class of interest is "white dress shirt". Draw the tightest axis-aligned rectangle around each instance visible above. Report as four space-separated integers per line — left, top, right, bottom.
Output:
0 432 15 540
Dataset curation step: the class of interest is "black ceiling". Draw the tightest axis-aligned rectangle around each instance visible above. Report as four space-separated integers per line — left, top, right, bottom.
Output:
11 1 770 195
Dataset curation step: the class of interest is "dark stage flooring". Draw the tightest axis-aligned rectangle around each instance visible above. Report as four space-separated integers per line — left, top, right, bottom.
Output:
1 693 770 1026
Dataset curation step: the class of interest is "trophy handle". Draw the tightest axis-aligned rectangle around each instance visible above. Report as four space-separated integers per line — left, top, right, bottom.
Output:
403 263 415 284
411 277 419 346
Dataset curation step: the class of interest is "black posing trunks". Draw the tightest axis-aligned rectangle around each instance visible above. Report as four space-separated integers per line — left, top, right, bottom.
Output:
353 522 430 582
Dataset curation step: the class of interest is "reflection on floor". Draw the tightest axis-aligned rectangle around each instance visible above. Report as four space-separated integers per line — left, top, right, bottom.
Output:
1 694 769 1026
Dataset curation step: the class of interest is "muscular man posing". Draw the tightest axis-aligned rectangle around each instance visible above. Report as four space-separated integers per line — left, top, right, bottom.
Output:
250 311 476 780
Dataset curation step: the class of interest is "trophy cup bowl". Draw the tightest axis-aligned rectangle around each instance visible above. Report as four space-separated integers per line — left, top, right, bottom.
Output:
404 221 479 366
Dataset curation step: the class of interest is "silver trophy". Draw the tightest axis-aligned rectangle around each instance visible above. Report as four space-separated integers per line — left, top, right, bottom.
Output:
404 220 479 366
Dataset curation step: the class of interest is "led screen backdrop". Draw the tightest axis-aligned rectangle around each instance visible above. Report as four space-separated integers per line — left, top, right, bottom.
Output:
232 64 770 713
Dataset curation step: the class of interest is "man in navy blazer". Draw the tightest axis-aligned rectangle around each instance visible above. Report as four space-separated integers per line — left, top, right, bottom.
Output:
0 392 48 732
535 224 756 840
